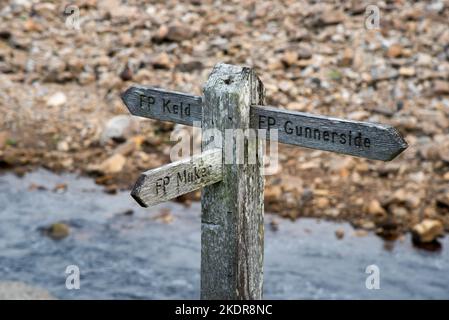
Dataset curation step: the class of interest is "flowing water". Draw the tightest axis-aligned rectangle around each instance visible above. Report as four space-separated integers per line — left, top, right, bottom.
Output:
0 169 448 299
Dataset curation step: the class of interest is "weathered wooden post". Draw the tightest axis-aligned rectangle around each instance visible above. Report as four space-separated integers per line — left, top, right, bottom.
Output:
121 62 407 301
201 64 265 299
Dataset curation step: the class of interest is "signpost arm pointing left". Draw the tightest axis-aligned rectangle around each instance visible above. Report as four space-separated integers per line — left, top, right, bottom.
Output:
121 85 202 127
131 148 222 207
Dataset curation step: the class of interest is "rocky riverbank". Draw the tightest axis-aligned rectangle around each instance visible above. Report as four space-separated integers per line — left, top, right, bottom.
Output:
1 0 449 243
0 281 55 300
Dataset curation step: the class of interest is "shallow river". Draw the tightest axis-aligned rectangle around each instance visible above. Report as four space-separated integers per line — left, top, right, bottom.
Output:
0 169 448 299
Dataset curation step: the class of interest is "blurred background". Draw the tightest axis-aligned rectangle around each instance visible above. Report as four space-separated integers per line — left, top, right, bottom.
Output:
0 0 449 299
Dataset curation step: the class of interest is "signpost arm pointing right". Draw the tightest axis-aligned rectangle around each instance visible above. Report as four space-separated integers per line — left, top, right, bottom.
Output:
251 105 408 161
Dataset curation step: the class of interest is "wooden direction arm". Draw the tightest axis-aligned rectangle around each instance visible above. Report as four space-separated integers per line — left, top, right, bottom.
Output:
122 85 408 161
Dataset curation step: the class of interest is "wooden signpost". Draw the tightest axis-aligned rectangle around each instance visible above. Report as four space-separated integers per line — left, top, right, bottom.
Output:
121 63 408 300
131 148 222 207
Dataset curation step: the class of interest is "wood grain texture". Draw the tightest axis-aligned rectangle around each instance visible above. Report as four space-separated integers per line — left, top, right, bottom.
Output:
121 85 202 126
201 63 265 300
131 149 222 207
251 105 408 161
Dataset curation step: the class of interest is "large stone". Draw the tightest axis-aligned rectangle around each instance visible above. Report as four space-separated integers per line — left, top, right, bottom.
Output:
90 153 126 175
366 199 387 218
44 222 70 240
100 115 139 144
412 219 444 243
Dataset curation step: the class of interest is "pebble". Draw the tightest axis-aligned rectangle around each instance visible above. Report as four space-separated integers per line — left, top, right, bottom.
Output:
335 228 345 239
386 44 403 58
101 115 139 144
412 219 444 243
434 81 449 95
94 154 126 175
43 222 70 240
399 67 416 77
46 92 67 108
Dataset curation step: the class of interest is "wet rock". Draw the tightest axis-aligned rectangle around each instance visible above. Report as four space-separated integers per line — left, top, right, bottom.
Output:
104 184 118 194
152 208 174 224
46 92 67 108
335 228 345 239
100 115 139 144
43 222 70 240
89 154 126 175
360 220 376 231
412 219 444 243
375 219 401 240
122 209 134 216
390 204 408 219
354 230 368 237
28 183 47 191
366 199 387 218
270 218 279 232
53 183 67 193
